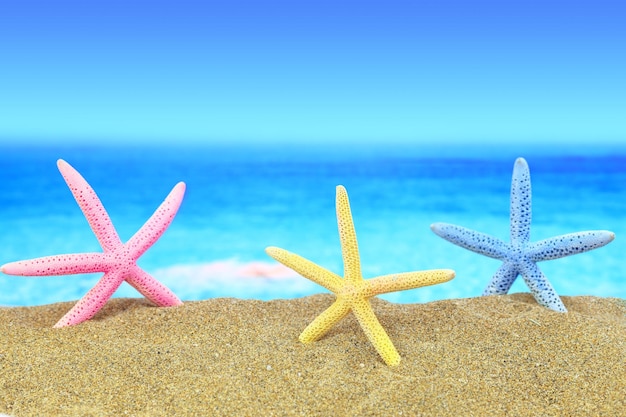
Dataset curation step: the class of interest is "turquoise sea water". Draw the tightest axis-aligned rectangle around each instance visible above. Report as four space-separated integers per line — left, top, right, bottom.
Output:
0 143 624 306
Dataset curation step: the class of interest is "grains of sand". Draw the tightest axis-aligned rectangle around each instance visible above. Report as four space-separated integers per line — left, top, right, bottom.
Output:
1 293 624 416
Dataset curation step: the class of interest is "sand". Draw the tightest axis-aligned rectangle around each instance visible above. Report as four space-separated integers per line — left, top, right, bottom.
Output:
1 293 624 417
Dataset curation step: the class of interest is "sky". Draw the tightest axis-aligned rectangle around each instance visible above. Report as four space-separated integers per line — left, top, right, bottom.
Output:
0 0 625 146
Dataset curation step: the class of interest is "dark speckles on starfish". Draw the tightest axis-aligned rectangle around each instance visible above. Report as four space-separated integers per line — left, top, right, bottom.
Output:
431 157 615 313
0 159 186 327
266 185 455 366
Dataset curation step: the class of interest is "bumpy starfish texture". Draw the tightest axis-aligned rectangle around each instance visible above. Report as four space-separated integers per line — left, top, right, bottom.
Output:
1 159 185 327
431 157 614 313
266 185 455 366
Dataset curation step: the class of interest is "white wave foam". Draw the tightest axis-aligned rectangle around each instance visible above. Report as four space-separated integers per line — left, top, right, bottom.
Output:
158 259 299 280
147 259 463 303
150 259 323 300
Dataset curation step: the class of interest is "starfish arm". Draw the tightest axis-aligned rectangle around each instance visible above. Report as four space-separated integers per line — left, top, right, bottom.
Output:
431 223 510 260
265 246 343 293
299 299 350 343
519 261 567 312
1 253 107 276
351 300 401 366
482 262 520 295
364 269 455 297
336 185 362 283
57 159 122 252
526 230 615 262
54 268 127 327
126 266 182 307
510 157 532 245
127 182 186 259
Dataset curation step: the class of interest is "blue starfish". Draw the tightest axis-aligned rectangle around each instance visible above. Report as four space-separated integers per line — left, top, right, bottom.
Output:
431 157 614 312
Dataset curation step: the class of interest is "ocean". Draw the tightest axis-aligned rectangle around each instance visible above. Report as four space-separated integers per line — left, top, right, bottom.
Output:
1 143 624 306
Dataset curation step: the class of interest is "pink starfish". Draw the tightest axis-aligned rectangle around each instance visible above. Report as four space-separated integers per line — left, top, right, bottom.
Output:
1 159 185 327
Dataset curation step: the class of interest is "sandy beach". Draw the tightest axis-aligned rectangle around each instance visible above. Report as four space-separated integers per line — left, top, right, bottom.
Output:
1 293 624 416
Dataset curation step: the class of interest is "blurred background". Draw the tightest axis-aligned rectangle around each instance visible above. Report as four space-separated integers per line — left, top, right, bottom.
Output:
0 0 624 306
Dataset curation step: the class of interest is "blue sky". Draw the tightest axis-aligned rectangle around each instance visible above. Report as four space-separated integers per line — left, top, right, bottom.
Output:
0 0 624 146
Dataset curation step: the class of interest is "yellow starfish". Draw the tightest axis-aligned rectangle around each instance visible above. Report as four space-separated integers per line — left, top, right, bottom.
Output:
266 185 455 366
